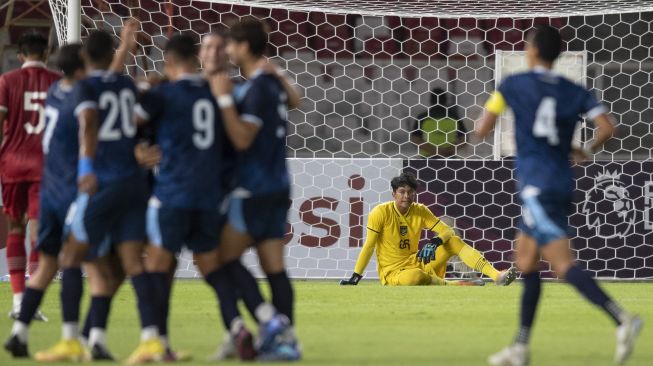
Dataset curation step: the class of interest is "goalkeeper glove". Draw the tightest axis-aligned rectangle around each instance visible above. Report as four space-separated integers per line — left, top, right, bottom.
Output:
416 237 443 264
340 273 362 285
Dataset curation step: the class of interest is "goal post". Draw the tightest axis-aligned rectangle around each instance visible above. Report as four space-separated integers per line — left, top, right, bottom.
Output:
45 1 653 280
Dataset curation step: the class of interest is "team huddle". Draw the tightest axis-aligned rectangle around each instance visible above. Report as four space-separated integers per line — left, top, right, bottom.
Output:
2 17 301 363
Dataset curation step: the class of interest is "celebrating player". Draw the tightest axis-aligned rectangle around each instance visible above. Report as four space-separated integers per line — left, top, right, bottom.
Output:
210 17 301 361
35 29 163 364
0 32 60 319
340 171 516 286
476 25 642 366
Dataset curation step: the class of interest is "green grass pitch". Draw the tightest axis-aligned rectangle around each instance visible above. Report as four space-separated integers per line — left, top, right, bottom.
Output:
0 280 651 365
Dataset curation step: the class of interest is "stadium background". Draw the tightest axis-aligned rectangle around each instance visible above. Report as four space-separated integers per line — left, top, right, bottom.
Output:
0 1 651 280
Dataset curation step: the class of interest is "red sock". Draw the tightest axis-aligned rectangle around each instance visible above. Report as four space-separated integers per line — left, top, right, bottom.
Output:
6 233 26 294
28 240 39 275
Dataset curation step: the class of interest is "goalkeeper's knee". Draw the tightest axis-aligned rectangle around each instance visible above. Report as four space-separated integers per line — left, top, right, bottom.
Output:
396 269 431 286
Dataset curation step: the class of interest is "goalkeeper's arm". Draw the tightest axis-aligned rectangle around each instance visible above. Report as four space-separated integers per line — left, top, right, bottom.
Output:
340 228 379 285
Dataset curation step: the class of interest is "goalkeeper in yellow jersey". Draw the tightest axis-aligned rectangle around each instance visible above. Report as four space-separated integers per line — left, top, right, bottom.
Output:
340 172 517 286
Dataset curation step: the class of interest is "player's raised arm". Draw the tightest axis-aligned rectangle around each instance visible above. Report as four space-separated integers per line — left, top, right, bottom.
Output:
110 19 139 74
209 72 261 151
475 90 507 139
256 59 301 109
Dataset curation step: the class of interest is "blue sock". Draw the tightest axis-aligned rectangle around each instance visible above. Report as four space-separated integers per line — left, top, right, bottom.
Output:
565 265 623 325
205 267 241 329
515 272 541 344
89 296 112 329
131 272 157 329
17 287 44 325
224 261 265 320
267 270 294 324
60 268 83 323
149 272 171 337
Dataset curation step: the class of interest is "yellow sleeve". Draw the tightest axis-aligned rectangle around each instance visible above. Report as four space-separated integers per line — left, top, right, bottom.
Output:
484 91 507 115
353 228 379 275
419 205 454 243
353 206 384 274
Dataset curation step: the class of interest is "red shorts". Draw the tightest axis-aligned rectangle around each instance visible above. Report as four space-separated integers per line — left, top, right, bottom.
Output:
1 181 40 221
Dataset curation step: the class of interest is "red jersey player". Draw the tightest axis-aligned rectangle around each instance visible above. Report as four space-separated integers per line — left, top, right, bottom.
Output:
0 32 59 318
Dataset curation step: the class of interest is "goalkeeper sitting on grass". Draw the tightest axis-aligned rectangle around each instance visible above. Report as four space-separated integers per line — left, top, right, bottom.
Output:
341 172 517 286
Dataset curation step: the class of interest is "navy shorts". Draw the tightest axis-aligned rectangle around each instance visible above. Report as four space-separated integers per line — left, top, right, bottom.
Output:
517 186 573 246
68 175 148 248
36 195 70 257
147 197 224 254
228 189 290 242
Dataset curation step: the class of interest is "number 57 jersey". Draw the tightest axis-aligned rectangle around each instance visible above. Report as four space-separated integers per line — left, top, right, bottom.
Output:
486 68 607 194
72 70 140 183
0 61 60 183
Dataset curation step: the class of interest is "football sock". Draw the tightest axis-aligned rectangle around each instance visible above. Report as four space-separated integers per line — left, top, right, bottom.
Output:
131 272 158 330
204 267 240 329
17 287 44 326
60 268 83 324
450 236 500 281
565 265 624 325
224 260 265 319
515 272 541 344
267 270 294 323
7 232 27 294
149 272 171 338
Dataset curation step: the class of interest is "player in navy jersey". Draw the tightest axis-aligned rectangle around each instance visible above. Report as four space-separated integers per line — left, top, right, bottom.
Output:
210 17 300 361
35 29 164 364
476 25 642 366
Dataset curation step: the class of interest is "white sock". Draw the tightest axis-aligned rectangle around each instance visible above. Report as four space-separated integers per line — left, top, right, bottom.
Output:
89 327 106 347
255 303 276 324
140 326 159 341
11 321 28 343
12 293 23 312
229 317 244 336
62 322 79 340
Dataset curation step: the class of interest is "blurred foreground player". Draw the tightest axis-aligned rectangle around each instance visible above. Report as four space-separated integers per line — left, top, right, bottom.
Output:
476 25 642 366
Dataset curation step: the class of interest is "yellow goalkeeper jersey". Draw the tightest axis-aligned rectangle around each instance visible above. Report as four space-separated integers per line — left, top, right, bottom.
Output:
354 201 454 284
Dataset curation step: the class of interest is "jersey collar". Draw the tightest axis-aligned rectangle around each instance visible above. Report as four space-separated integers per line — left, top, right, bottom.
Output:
392 201 412 218
533 65 554 74
177 73 204 82
22 61 47 69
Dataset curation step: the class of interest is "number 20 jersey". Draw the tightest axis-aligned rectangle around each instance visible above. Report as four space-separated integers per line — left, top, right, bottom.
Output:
491 69 606 194
71 70 140 183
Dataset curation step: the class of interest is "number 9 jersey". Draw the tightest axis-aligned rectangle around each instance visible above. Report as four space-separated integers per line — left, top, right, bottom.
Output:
485 68 607 194
71 70 140 183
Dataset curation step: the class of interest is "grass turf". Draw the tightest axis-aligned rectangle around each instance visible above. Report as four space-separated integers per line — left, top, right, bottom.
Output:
0 280 651 365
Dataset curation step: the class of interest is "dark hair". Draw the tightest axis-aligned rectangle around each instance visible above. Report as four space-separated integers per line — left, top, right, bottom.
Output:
164 34 198 61
84 30 114 66
17 32 48 57
391 172 418 192
54 43 84 78
229 17 268 57
531 24 562 63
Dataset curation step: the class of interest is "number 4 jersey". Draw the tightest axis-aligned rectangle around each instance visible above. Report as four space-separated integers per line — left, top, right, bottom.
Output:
0 61 60 183
485 67 607 194
72 70 140 183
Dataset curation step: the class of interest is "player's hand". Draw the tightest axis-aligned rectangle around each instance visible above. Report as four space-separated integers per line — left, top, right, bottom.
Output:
78 173 98 195
120 18 140 51
257 58 283 78
416 237 443 264
134 142 161 169
340 273 362 285
209 72 233 97
570 147 589 165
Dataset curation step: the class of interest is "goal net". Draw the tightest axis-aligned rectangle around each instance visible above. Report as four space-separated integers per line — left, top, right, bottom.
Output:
47 0 653 280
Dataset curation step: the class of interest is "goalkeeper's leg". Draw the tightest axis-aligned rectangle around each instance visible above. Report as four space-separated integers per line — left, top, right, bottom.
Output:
433 236 504 283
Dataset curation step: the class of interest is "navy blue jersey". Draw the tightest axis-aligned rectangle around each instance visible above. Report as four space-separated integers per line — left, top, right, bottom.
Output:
41 80 78 207
136 75 232 209
233 71 289 195
72 70 140 183
496 69 606 194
